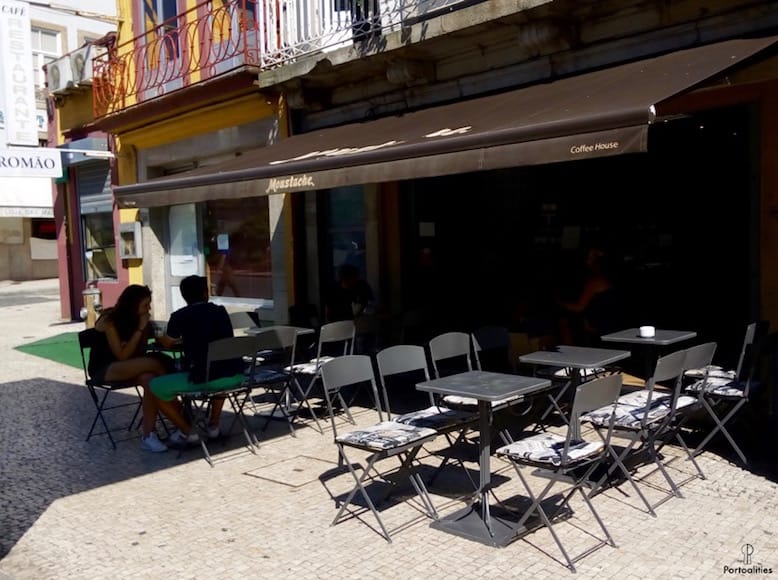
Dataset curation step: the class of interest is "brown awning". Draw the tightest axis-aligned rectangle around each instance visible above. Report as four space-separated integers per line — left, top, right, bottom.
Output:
115 36 778 208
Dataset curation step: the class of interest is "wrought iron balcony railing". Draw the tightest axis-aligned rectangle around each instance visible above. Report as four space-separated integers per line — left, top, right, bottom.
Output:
92 0 478 118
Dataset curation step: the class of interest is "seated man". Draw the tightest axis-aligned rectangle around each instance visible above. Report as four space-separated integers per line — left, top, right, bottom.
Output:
325 263 374 322
151 275 244 447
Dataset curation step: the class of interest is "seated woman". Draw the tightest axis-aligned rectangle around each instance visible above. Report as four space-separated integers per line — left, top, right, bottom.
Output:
88 284 174 452
558 246 624 345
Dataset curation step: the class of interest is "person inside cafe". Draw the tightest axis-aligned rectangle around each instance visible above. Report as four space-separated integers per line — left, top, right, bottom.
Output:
151 275 244 447
324 263 374 322
558 244 624 345
206 234 241 297
88 284 175 453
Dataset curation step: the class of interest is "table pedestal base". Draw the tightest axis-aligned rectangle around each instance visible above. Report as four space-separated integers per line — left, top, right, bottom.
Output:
430 503 539 548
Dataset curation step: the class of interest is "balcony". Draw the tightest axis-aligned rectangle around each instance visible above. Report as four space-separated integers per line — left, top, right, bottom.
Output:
92 0 485 118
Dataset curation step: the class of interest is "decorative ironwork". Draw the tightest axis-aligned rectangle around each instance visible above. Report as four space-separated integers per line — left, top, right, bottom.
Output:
92 0 479 118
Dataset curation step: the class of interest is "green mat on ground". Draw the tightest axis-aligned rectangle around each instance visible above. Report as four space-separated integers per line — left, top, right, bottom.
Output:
15 332 83 370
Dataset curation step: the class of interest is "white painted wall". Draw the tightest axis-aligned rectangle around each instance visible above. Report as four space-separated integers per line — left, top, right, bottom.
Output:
0 1 117 280
29 2 117 53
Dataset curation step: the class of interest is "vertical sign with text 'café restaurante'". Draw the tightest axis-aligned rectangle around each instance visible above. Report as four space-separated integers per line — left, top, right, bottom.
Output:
0 0 37 147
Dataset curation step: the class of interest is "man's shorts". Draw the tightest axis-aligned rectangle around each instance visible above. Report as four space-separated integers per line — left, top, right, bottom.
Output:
150 372 245 402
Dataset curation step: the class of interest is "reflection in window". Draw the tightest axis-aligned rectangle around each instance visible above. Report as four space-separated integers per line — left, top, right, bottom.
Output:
83 212 116 280
204 197 271 299
327 186 366 279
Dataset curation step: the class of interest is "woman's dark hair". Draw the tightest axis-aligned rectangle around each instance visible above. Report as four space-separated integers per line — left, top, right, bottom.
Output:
107 284 151 341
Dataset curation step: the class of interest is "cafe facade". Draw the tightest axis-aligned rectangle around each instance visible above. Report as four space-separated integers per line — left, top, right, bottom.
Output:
53 0 778 361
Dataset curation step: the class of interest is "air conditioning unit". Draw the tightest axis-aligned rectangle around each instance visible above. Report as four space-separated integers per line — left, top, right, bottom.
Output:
46 55 73 94
70 44 106 85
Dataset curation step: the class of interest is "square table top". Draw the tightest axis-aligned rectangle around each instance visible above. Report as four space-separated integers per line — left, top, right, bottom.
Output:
600 328 697 346
416 370 551 402
519 345 630 368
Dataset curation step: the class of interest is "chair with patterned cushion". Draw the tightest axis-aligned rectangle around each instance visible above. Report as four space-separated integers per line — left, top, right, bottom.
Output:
245 326 321 436
581 349 687 516
684 321 767 383
654 342 717 483
428 331 527 436
376 344 478 488
686 335 765 466
320 355 439 542
429 331 521 412
289 320 355 426
495 374 623 572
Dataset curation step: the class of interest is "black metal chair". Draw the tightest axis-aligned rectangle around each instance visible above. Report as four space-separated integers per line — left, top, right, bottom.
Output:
687 335 766 466
321 354 439 542
496 374 623 572
78 328 144 449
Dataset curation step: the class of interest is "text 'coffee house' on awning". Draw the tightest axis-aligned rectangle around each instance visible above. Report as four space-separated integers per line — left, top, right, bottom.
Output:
113 36 777 207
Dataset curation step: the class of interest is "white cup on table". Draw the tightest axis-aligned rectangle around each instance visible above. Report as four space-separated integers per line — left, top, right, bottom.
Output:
639 325 656 338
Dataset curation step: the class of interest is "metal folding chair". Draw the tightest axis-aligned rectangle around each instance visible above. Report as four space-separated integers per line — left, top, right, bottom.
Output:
321 355 439 542
376 344 477 489
495 374 623 572
472 325 514 373
289 320 355 426
429 331 524 428
78 328 144 449
247 326 322 435
179 335 260 466
582 349 687 516
654 342 717 483
687 337 765 466
684 321 766 382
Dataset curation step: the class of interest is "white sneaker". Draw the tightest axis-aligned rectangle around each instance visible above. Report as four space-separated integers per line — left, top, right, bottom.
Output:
140 432 168 453
169 429 200 445
207 425 220 439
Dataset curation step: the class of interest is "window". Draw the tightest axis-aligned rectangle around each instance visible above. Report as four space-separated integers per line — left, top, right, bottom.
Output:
144 0 179 29
204 197 272 300
144 0 180 62
77 162 116 281
31 27 60 91
83 213 117 280
31 218 56 239
327 186 367 279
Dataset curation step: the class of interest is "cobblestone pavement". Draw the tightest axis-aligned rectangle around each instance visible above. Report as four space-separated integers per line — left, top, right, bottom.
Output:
1 279 777 579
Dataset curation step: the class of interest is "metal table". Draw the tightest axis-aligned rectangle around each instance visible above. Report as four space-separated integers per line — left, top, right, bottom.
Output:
519 346 630 436
600 328 696 382
416 370 552 547
246 325 314 336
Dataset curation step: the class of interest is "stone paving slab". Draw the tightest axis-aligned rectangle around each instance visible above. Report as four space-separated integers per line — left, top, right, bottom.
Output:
1 280 778 579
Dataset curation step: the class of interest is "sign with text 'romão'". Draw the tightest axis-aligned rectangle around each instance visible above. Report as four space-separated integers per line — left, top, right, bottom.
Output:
0 146 62 177
0 0 37 147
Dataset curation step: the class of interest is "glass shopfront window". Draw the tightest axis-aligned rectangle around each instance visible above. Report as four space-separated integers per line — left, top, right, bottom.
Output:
204 197 272 300
327 186 367 279
83 212 117 280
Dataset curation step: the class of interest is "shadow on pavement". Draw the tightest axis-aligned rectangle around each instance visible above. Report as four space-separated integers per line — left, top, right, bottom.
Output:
0 377 317 559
